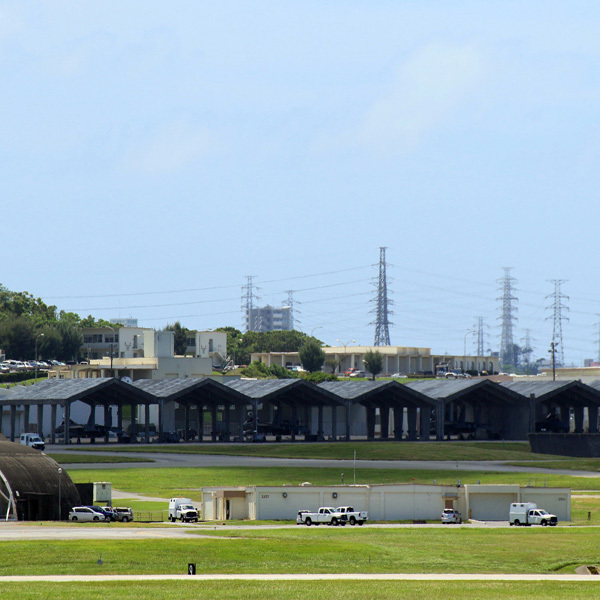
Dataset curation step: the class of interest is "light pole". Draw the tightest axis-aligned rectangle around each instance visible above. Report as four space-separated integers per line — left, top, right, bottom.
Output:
336 339 356 377
106 326 115 377
34 333 44 383
58 467 63 521
463 330 475 374
549 341 558 381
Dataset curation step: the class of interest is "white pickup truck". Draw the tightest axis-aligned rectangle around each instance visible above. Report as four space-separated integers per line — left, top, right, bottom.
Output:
509 502 557 526
297 507 347 526
335 506 368 526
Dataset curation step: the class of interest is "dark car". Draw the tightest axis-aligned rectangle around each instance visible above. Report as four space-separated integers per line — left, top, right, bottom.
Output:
88 506 113 521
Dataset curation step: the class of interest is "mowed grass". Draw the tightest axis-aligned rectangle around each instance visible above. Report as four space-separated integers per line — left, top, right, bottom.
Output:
71 440 565 462
1 581 599 600
2 529 600 575
67 465 600 502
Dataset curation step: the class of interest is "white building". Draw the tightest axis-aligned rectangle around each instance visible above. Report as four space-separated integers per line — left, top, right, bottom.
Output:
202 483 570 522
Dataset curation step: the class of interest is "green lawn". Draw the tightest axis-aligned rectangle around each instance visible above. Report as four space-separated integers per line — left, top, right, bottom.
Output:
1 529 600 575
66 440 568 462
1 581 598 600
67 465 600 501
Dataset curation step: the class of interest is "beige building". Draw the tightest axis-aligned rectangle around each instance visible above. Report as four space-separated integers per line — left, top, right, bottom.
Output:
202 483 570 522
251 345 499 376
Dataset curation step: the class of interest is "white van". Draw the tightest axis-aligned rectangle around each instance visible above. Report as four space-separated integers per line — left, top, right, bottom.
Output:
20 433 45 451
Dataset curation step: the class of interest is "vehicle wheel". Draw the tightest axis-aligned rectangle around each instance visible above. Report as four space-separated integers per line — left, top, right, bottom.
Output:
194 518 198 523
93 516 100 521
349 517 357 526
71 516 78 521
358 521 364 526
458 519 462 524
514 520 520 527
340 521 346 526
122 516 129 523
331 517 338 526
541 520 548 526
305 517 312 526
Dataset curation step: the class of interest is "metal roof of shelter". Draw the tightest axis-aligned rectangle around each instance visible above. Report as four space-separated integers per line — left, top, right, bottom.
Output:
319 380 434 405
132 377 248 405
2 378 154 406
405 378 522 404
223 379 342 406
502 380 600 405
0 441 80 521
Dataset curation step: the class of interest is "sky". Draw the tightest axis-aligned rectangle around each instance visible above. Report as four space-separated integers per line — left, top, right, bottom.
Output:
2 1 600 365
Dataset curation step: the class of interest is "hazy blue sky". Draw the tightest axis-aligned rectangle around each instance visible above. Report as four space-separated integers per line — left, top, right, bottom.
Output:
2 1 600 364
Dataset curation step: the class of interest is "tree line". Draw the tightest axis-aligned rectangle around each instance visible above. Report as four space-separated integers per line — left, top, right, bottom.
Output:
0 285 113 361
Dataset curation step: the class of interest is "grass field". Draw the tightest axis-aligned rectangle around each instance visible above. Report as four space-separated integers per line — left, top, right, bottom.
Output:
1 581 599 600
15 443 600 597
3 529 600 575
66 440 571 462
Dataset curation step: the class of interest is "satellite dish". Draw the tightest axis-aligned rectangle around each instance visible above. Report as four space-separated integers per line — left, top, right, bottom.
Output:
120 376 132 384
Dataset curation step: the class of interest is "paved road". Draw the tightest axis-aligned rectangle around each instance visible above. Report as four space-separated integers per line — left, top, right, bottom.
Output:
49 446 600 477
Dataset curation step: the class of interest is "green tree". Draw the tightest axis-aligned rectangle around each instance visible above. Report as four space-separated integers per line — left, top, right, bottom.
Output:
325 359 339 375
165 321 189 355
364 350 383 380
57 321 83 361
0 315 35 359
298 339 325 373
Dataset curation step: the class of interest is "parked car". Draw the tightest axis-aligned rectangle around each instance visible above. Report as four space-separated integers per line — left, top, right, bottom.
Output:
88 506 115 521
441 508 462 524
344 368 359 376
113 507 134 522
335 506 368 526
349 370 366 378
390 373 407 379
68 506 108 522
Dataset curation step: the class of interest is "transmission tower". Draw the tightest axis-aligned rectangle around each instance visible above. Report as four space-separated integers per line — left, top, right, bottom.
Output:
371 247 393 346
521 328 534 367
474 316 485 356
546 279 569 366
497 267 518 368
241 276 260 332
284 290 299 331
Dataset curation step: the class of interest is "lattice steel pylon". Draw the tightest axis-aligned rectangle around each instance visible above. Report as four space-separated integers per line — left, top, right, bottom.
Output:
371 247 393 346
474 316 485 356
241 276 260 332
284 290 299 331
521 328 534 367
497 267 518 368
546 279 569 366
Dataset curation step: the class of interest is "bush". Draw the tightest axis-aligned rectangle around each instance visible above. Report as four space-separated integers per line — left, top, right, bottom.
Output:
300 371 337 384
0 371 36 385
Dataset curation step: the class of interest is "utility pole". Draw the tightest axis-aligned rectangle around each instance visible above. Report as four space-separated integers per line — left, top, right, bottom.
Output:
546 280 569 366
549 341 558 381
371 247 393 346
594 315 600 363
497 268 518 370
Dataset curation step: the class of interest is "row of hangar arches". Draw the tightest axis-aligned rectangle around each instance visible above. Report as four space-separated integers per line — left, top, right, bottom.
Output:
3 377 600 443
